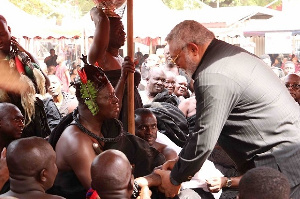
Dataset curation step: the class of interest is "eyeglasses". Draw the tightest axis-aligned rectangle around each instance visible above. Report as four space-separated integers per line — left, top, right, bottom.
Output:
171 46 185 64
285 84 300 90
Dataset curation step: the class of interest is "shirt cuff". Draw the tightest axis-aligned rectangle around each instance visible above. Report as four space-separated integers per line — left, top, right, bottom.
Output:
170 174 181 186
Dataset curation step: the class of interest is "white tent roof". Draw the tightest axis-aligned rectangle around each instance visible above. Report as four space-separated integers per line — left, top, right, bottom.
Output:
82 0 279 40
1 0 82 39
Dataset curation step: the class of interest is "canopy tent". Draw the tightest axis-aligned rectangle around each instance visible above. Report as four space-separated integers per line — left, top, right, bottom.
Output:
1 0 81 39
243 12 300 37
82 0 279 47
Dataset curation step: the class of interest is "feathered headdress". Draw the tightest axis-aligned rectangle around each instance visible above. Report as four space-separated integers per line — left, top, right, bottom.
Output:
75 55 109 116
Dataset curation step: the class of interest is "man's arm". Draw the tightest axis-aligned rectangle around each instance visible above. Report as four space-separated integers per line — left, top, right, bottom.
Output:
155 73 240 197
170 73 240 184
88 7 110 65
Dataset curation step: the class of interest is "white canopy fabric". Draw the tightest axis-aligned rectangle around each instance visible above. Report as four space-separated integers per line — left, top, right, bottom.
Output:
1 0 81 39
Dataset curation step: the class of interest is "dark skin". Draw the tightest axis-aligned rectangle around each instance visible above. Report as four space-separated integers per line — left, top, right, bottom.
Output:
135 112 177 161
0 17 50 93
91 149 134 199
284 74 300 105
55 83 120 190
88 8 134 113
0 103 24 190
0 137 64 199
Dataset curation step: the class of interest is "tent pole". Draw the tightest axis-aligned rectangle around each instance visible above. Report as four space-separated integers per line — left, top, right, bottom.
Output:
127 0 135 135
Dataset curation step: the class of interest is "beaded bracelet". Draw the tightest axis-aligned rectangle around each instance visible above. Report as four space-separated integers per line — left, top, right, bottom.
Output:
131 180 141 199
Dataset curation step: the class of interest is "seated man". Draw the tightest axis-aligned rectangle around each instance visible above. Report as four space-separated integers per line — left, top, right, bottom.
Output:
283 73 300 105
43 75 78 131
173 75 188 101
135 108 222 199
0 136 65 199
48 57 165 199
135 108 177 161
238 167 290 199
90 149 151 199
0 103 24 194
139 66 167 105
164 71 176 95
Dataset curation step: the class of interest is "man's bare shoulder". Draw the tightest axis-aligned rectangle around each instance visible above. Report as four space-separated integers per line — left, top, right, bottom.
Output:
56 125 92 154
99 52 122 71
0 193 66 199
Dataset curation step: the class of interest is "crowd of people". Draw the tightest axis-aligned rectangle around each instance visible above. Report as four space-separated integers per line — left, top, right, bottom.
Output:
0 5 300 199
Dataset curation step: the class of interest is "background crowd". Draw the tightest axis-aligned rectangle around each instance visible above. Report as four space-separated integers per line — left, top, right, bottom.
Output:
0 5 299 199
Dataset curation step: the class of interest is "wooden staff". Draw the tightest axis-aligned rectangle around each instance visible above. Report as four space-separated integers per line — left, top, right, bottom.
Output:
127 0 135 135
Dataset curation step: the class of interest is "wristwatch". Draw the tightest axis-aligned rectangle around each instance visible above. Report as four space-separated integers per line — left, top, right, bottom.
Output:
226 177 232 188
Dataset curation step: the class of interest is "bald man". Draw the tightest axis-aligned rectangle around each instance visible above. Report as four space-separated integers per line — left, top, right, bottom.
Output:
173 75 188 101
91 149 151 199
140 66 167 105
164 71 176 95
0 137 65 199
284 74 300 105
0 103 24 193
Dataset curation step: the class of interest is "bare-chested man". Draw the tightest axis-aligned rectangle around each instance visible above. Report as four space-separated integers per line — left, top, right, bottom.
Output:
48 60 164 199
91 149 151 199
88 7 142 131
0 137 64 199
135 108 177 161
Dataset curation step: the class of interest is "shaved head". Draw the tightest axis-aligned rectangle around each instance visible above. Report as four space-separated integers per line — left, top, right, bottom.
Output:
7 137 56 177
91 149 133 197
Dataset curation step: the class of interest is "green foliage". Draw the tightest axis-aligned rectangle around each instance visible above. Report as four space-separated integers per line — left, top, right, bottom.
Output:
9 0 94 19
80 80 99 116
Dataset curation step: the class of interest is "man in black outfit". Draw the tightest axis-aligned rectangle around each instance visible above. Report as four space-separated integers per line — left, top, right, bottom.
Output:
155 20 300 199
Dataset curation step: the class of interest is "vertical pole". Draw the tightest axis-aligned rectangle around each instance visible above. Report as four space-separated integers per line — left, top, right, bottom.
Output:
127 0 135 135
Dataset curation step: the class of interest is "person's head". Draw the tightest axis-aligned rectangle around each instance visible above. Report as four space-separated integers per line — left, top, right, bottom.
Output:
75 59 119 118
164 71 176 95
146 66 166 97
71 68 78 76
91 149 133 199
47 65 56 75
135 51 143 61
47 75 62 97
0 103 24 142
164 44 174 66
165 20 215 77
174 75 188 97
0 15 11 56
292 54 299 64
238 167 290 199
49 49 55 56
135 108 157 146
109 17 126 49
283 61 295 75
284 73 300 104
6 137 58 191
259 54 271 67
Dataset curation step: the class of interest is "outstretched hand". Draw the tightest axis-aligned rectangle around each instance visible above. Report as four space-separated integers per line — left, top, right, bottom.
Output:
160 157 178 170
154 169 181 198
137 186 152 199
206 177 226 193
